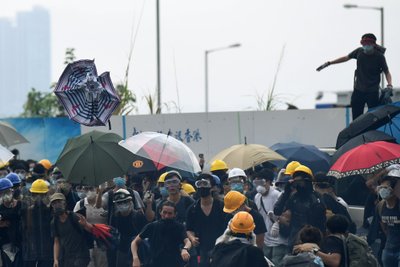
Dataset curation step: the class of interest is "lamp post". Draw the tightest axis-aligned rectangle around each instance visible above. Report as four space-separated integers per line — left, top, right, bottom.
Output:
205 43 241 113
156 0 161 113
343 4 385 88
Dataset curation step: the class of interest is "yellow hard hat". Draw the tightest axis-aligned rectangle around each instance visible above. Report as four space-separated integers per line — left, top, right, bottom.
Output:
158 172 169 183
182 183 196 195
30 179 49 194
284 161 301 175
230 211 255 234
223 190 246 213
210 160 228 172
293 165 314 179
39 159 52 170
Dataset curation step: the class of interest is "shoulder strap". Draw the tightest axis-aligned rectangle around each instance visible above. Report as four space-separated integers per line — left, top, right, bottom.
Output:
80 199 85 209
334 234 349 267
126 188 138 210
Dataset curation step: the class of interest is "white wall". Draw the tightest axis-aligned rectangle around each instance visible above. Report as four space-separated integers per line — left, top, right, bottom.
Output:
81 108 350 162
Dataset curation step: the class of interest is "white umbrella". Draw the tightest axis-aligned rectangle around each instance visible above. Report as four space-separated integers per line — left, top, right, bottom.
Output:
119 131 201 174
0 145 15 166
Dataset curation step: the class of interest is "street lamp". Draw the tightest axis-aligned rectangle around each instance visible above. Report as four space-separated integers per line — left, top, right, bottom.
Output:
205 43 241 113
344 4 385 88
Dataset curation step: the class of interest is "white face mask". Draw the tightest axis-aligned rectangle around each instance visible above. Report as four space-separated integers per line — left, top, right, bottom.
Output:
256 185 267 194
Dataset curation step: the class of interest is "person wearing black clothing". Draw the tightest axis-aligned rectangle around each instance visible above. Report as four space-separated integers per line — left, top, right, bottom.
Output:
131 201 192 267
317 33 393 120
377 171 400 267
274 165 326 249
210 211 268 267
155 171 194 224
0 178 22 267
108 189 147 267
186 174 228 267
51 193 91 267
20 179 53 267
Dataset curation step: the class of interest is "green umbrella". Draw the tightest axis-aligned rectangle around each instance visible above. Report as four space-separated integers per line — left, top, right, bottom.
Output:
55 130 136 186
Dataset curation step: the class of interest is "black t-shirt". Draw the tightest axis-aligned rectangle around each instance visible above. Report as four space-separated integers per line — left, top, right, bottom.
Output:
321 235 346 267
139 220 187 267
51 212 90 260
348 47 388 92
380 200 400 249
0 201 21 247
186 199 228 251
112 211 148 252
285 192 326 247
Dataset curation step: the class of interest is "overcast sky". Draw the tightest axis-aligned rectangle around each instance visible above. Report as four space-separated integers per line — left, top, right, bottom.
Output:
1 0 399 114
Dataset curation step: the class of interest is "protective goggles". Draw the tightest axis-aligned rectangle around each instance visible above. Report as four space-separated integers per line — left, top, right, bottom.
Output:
195 179 212 188
164 178 180 187
228 177 243 184
253 179 266 187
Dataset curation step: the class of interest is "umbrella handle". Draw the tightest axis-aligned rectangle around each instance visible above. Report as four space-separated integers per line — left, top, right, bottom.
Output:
155 131 172 170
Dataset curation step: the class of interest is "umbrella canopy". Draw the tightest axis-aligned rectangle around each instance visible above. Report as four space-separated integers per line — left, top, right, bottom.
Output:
55 130 136 186
119 131 201 174
270 141 331 174
0 145 15 166
210 144 286 170
0 121 29 147
376 101 400 144
328 141 400 179
54 59 121 126
331 130 397 164
336 104 400 149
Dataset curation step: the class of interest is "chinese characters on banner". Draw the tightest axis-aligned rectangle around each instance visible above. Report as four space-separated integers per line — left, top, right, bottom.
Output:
132 127 202 143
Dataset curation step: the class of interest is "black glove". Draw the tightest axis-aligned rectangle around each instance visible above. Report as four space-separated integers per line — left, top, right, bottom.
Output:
316 61 330 71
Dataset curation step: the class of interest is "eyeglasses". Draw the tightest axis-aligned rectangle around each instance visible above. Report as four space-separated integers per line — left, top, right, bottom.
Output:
164 178 180 187
195 179 211 188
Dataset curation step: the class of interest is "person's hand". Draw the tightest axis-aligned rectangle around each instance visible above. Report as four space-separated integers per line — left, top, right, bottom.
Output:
144 191 153 206
316 61 330 71
190 236 200 247
132 256 141 267
0 220 10 228
181 249 190 262
293 243 319 254
76 213 88 227
387 84 393 89
53 259 59 267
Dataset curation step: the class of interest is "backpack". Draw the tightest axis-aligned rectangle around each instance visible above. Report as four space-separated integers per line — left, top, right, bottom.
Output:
282 252 324 267
340 233 379 267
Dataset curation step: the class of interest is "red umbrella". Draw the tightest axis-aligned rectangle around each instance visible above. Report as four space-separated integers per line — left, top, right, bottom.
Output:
328 141 400 179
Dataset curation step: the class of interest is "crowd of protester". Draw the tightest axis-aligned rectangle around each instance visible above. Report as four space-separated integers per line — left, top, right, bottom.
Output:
0 153 398 267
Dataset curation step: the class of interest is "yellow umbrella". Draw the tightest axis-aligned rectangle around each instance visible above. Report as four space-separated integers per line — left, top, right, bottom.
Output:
210 144 286 170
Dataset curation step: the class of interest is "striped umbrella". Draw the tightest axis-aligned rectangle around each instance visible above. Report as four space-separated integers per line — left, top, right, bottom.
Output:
54 59 120 126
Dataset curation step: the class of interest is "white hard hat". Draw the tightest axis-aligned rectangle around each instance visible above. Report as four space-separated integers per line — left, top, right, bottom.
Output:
387 164 400 178
228 168 247 179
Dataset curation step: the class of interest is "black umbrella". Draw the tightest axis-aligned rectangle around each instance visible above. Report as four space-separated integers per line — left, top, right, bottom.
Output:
331 130 397 164
336 104 400 149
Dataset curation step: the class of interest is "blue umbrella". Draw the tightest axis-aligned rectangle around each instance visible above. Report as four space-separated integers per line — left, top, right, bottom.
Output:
270 141 331 174
376 101 400 143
